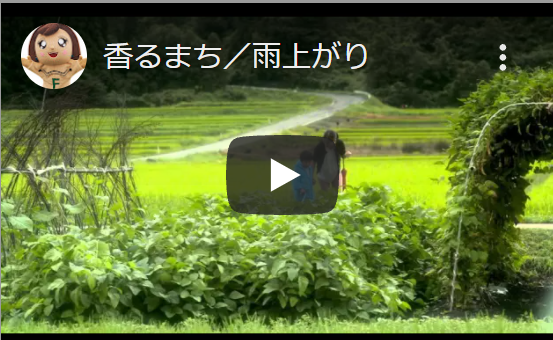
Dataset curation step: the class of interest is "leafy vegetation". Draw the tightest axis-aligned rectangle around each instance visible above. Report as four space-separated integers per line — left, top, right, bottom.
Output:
443 68 553 305
1 185 446 323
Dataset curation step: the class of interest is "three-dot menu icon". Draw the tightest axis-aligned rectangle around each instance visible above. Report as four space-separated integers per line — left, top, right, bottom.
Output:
499 44 507 71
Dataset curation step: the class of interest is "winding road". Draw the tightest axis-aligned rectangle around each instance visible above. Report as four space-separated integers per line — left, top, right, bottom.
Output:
133 89 365 162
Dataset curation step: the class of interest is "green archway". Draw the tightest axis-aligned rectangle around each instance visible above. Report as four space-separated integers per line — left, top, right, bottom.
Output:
444 68 553 307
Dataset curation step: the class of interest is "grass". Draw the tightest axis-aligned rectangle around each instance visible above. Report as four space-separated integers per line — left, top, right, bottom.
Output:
2 316 552 333
526 174 553 223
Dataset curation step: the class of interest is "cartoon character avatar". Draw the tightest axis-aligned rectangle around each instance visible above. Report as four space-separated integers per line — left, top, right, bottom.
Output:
21 23 87 89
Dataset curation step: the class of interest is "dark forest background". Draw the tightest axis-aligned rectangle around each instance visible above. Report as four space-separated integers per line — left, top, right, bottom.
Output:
2 17 553 109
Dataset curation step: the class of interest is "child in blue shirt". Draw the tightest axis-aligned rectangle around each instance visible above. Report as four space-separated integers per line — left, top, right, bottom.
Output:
293 150 315 202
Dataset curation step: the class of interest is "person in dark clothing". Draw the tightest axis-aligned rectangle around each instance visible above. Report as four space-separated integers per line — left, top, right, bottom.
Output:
313 130 347 191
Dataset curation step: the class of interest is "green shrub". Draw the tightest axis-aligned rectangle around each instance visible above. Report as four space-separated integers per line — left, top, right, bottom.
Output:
433 141 450 153
1 185 442 323
444 68 553 305
402 143 425 154
161 90 193 105
126 98 153 108
221 89 247 102
104 91 124 108
141 93 163 107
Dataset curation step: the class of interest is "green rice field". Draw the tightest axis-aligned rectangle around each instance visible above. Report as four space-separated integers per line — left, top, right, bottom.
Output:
1 89 330 157
290 97 455 153
2 89 551 221
133 155 553 222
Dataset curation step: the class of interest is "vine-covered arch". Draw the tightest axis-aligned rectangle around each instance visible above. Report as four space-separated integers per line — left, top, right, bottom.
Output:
444 68 553 307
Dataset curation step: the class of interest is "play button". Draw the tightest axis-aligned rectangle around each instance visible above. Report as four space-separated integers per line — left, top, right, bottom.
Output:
226 135 338 215
271 159 300 192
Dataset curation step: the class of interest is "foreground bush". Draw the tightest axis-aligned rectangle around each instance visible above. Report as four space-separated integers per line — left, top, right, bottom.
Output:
1 185 443 322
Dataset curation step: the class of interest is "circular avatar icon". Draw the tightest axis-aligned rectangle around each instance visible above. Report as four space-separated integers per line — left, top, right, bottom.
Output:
21 23 87 89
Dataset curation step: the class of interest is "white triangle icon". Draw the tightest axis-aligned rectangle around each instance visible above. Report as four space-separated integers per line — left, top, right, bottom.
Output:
271 158 300 192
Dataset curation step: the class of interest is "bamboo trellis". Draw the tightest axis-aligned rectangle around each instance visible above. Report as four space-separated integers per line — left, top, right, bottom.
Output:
1 87 150 234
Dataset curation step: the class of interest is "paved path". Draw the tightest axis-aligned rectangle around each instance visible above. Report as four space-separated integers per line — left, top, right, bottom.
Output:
133 88 365 161
517 224 553 230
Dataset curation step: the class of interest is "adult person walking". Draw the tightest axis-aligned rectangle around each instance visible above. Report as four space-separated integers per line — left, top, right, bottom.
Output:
313 130 350 191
